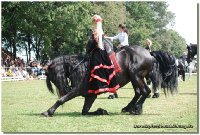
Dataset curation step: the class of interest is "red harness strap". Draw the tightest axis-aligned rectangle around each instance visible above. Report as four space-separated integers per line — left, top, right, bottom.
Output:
88 84 120 94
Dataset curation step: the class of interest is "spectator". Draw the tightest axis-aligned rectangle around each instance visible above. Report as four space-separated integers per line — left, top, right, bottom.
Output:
22 68 29 79
6 66 13 77
15 67 23 78
1 66 7 77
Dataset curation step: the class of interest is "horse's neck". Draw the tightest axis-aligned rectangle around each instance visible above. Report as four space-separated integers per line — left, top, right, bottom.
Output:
191 45 197 55
103 38 113 54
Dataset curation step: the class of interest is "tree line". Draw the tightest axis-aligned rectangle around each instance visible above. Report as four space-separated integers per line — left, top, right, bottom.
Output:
2 1 187 63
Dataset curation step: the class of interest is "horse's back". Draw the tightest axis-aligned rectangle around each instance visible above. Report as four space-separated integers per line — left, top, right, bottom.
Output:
129 45 152 58
116 45 154 75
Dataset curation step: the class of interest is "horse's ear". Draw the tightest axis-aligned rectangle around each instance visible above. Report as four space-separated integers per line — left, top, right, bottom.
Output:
186 44 190 49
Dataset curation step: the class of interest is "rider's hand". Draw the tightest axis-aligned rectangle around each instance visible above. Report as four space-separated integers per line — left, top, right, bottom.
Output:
104 35 108 38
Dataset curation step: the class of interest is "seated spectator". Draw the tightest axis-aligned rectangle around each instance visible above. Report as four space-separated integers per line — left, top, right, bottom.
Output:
36 63 43 76
1 66 7 77
15 67 23 78
6 66 13 77
11 65 17 76
22 68 29 80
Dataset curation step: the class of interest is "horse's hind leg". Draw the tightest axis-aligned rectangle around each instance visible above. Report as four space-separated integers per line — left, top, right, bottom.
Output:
41 91 78 117
182 70 185 81
121 83 141 113
82 94 108 115
122 73 150 115
130 82 151 115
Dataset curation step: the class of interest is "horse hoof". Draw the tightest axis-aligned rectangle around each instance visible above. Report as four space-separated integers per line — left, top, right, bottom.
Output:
102 110 109 115
129 105 143 115
152 93 159 98
121 107 130 113
97 108 109 115
108 95 114 99
147 94 151 98
129 110 142 115
41 111 53 117
114 93 118 98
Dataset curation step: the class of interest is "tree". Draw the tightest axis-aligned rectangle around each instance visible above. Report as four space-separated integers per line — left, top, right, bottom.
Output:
1 1 186 62
125 2 175 46
91 2 126 35
2 2 21 59
153 29 186 57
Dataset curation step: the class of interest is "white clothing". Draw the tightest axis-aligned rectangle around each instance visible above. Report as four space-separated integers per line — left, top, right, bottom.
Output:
108 32 129 46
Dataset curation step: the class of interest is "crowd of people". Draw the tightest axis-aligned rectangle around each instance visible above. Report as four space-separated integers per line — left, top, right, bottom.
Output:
1 56 46 80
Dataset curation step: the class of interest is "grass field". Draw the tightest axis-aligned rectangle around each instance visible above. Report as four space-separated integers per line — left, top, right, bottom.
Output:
2 75 198 133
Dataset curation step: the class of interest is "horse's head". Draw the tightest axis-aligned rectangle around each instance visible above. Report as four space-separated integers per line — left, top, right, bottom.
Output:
45 55 86 98
186 44 197 64
103 37 115 54
45 56 73 97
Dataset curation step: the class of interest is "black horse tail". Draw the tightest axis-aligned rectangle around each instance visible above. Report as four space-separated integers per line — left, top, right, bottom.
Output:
147 62 162 94
46 72 54 94
150 51 178 95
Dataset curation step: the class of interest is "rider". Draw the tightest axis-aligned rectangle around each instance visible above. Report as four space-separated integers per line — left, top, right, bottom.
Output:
105 24 129 99
105 24 129 49
145 39 152 52
87 15 120 95
145 39 159 98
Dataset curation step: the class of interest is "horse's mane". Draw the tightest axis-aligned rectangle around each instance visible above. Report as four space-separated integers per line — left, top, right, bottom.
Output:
48 55 84 67
46 54 87 97
150 51 176 70
150 51 178 94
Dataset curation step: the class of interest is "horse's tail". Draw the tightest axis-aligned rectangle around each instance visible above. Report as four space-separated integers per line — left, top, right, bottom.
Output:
150 51 178 95
46 72 54 94
148 62 162 94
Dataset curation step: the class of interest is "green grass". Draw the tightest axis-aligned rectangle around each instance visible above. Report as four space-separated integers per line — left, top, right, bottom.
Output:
2 75 198 133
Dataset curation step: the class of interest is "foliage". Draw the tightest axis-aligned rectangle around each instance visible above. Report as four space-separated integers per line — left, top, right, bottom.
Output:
1 1 186 62
153 29 187 57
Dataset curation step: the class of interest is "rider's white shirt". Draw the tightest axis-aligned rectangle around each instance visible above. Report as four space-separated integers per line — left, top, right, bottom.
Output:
108 32 129 46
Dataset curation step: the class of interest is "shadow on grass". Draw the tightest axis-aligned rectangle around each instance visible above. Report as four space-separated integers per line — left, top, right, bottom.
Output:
75 93 197 100
97 97 131 99
178 93 197 95
20 111 161 117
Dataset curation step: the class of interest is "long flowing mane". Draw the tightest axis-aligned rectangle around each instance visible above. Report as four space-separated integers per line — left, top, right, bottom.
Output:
150 51 178 94
46 54 88 97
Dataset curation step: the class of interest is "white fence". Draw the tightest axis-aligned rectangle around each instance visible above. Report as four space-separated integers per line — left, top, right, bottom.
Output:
1 66 46 82
1 75 46 82
1 76 25 82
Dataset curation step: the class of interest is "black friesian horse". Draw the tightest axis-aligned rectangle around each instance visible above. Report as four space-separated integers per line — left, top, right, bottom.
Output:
177 55 188 81
41 38 178 117
187 43 197 64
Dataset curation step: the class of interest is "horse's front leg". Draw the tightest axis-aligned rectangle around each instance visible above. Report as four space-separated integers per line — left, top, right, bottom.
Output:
82 94 108 115
41 91 79 117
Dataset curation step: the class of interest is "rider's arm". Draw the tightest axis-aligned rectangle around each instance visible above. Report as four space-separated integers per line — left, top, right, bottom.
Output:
106 34 119 42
